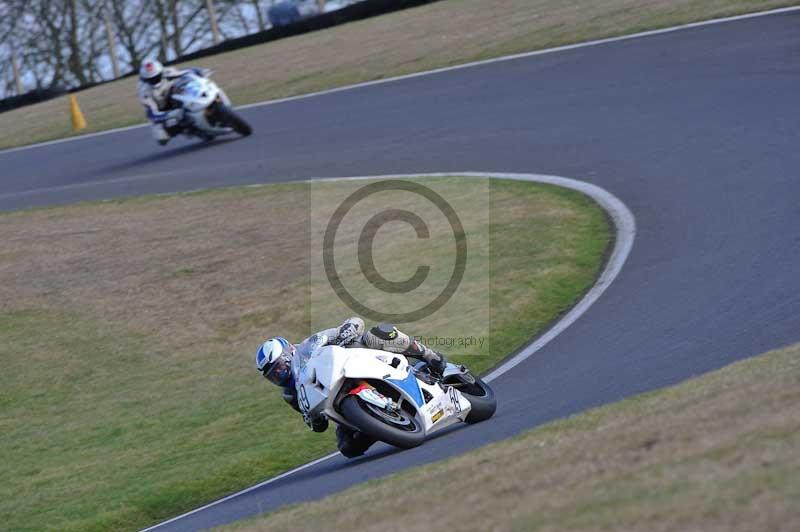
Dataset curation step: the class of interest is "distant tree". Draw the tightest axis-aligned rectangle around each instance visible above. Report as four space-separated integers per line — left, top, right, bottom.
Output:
0 0 339 98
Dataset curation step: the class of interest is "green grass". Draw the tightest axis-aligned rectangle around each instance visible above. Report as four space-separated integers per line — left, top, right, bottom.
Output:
0 0 796 150
219 342 800 532
0 177 610 531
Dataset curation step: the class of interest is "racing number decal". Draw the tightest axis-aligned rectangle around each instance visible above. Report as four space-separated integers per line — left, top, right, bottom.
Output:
298 384 310 413
448 386 462 414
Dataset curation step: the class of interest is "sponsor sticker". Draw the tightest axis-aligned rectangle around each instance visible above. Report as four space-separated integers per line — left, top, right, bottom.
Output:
448 386 462 413
431 409 444 423
298 384 310 413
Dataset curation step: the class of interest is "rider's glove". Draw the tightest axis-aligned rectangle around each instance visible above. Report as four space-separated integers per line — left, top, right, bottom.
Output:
336 322 360 346
304 413 329 433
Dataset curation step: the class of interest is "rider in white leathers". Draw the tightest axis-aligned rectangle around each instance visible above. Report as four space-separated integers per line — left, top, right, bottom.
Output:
137 59 210 145
256 317 447 457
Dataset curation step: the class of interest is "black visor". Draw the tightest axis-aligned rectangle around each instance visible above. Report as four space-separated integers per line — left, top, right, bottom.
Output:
144 72 163 86
263 354 292 386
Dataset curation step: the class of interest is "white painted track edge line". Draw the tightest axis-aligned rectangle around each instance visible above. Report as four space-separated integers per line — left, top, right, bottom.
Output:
480 173 636 382
139 451 340 532
140 171 635 531
0 123 148 156
3 4 799 157
243 5 800 112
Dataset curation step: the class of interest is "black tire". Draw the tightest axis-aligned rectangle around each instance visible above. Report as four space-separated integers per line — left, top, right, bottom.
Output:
340 395 425 449
214 103 252 136
450 376 496 424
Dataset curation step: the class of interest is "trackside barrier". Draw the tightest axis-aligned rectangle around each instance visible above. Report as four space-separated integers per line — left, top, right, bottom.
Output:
0 0 442 114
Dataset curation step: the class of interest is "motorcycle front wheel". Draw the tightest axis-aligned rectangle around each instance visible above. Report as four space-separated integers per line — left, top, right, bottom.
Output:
340 395 425 449
213 103 253 136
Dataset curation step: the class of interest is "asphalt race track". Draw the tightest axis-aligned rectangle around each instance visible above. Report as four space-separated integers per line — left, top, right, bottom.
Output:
3 10 799 530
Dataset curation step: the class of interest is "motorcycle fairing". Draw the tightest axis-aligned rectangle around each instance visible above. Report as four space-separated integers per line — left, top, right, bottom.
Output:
386 372 424 407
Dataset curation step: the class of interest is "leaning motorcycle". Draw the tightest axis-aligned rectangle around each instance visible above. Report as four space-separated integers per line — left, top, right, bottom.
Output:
292 335 497 451
168 71 252 140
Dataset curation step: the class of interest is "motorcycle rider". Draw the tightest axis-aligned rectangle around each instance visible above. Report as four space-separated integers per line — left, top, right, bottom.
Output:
255 317 448 457
137 59 211 145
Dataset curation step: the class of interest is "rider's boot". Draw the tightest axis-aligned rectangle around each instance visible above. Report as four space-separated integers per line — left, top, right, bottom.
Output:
409 341 447 377
152 123 170 146
364 323 448 377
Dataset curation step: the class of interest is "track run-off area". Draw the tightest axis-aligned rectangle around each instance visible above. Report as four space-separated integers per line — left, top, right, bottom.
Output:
2 8 799 530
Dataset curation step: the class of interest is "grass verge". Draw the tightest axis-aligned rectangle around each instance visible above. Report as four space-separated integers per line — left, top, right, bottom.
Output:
220 342 800 532
1 0 797 150
0 176 610 531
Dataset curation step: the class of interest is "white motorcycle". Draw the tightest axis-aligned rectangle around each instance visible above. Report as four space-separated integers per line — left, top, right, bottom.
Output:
168 72 252 140
293 335 497 451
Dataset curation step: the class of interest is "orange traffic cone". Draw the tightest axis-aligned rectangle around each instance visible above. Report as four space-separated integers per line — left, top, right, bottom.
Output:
69 94 87 131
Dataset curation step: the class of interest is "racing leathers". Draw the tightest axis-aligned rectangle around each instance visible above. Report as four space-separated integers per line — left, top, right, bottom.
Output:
281 317 448 457
137 66 209 145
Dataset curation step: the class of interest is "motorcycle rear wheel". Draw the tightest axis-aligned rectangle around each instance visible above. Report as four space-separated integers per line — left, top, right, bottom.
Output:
340 395 425 449
445 374 497 424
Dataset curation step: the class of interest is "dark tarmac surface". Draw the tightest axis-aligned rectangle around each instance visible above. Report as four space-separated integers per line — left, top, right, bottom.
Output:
2 11 798 530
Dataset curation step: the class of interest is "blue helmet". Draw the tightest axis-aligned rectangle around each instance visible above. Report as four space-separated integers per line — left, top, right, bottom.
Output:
256 337 295 386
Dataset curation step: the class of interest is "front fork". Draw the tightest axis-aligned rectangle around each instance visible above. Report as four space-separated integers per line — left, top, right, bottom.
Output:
348 381 399 413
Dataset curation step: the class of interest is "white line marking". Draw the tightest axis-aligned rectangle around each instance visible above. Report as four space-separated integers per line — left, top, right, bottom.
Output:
140 172 636 530
5 3 783 526
139 451 341 532
0 123 148 156
2 5 798 157
0 156 274 201
479 173 636 382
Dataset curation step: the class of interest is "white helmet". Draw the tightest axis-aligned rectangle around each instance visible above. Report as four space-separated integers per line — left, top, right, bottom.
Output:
256 337 295 386
139 59 164 86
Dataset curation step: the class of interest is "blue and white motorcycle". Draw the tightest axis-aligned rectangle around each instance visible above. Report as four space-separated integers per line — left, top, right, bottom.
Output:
169 72 252 139
293 335 497 451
